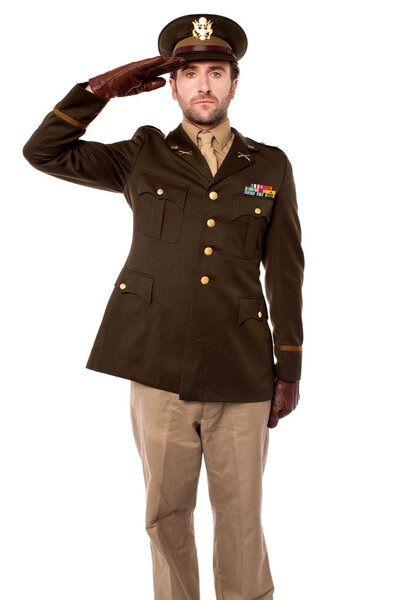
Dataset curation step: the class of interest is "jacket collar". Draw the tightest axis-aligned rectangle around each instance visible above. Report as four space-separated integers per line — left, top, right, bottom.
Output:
165 123 258 185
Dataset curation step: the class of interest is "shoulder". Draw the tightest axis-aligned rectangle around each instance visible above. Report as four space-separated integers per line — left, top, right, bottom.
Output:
244 136 289 174
244 135 285 157
132 124 166 139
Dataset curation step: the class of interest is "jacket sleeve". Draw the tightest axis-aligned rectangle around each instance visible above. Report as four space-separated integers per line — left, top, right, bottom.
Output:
261 151 305 381
22 82 145 193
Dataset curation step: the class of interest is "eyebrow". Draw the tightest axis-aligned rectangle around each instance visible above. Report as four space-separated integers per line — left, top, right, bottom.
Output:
181 64 226 71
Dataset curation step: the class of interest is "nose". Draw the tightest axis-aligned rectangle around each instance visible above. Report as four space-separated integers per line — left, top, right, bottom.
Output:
197 72 211 95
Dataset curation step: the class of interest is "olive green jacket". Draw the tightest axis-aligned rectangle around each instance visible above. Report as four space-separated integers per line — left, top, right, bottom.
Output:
22 82 304 403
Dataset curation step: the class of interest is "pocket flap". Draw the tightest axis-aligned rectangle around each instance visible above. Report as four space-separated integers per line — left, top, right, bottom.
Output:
114 268 154 304
232 196 272 221
238 296 268 323
138 170 189 209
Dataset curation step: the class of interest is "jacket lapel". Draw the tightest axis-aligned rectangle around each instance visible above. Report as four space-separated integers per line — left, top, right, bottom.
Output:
165 123 258 185
166 124 213 183
210 127 256 185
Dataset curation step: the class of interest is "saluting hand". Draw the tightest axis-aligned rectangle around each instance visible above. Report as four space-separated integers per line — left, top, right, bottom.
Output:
268 379 300 428
87 55 186 99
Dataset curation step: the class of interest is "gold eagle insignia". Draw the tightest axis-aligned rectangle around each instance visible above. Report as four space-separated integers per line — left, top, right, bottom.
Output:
192 17 213 41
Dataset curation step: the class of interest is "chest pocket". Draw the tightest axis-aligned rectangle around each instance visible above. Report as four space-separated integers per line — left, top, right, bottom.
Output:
135 171 189 243
231 195 275 258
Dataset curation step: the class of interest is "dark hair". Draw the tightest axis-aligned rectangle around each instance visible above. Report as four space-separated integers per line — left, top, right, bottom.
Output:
170 60 240 82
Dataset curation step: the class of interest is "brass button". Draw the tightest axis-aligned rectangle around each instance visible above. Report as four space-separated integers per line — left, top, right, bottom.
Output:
201 276 210 285
255 207 261 214
207 218 216 228
119 282 126 290
156 188 164 195
204 247 213 255
209 191 218 200
258 311 263 318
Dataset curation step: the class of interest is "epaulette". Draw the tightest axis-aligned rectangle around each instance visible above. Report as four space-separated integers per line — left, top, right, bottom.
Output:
143 125 166 139
245 137 282 152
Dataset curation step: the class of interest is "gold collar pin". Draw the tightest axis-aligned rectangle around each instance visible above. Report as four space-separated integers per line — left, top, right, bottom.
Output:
238 152 251 161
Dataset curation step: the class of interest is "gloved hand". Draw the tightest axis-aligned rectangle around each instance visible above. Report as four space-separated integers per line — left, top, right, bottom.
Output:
268 379 300 428
88 55 186 100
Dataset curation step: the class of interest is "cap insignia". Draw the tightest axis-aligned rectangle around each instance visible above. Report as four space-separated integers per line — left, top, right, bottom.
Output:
192 17 213 41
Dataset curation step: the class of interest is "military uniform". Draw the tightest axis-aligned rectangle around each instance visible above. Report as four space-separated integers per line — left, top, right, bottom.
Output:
22 13 304 600
22 81 304 403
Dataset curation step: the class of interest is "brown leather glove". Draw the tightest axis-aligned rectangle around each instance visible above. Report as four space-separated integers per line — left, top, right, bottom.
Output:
268 379 300 428
88 55 186 100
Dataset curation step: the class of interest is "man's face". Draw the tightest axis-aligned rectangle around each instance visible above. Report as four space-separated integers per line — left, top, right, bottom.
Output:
169 60 238 128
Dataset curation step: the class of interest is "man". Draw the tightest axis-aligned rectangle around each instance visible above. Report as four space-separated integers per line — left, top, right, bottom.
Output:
23 13 304 600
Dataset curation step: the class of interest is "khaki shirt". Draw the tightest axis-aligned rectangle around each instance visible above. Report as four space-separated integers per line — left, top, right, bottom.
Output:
181 118 235 172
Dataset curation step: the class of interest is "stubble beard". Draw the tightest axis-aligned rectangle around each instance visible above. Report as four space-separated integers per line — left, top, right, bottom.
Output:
177 83 233 128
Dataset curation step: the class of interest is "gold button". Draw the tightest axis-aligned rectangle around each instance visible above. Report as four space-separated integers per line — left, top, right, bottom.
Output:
119 282 126 290
207 218 216 228
201 275 210 285
258 311 263 318
209 191 218 200
204 247 213 255
255 207 261 214
157 188 164 195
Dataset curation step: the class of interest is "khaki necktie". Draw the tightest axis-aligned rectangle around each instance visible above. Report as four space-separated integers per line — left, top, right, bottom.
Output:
197 130 218 176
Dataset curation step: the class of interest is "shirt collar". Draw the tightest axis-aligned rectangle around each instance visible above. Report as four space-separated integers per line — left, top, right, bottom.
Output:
181 117 232 150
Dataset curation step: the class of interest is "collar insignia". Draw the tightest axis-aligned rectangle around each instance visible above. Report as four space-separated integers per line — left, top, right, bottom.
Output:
169 145 192 155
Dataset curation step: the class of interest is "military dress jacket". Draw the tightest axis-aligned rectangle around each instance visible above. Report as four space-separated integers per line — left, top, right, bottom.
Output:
22 82 305 403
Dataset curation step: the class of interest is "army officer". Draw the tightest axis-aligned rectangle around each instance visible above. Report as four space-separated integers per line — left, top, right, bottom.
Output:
23 12 304 600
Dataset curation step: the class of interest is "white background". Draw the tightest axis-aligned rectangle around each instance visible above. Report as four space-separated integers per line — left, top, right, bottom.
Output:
1 1 399 598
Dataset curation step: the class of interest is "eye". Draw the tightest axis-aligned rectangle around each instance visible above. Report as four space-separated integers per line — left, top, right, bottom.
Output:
186 71 196 77
211 71 221 77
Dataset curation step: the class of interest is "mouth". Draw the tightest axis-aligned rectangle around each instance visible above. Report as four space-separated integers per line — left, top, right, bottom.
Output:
194 100 215 104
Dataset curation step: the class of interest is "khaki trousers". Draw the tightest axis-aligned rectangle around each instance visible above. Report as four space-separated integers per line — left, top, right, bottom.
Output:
130 380 274 600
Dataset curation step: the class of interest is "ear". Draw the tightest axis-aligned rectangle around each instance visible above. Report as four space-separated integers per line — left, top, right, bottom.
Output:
230 78 238 100
169 77 177 101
